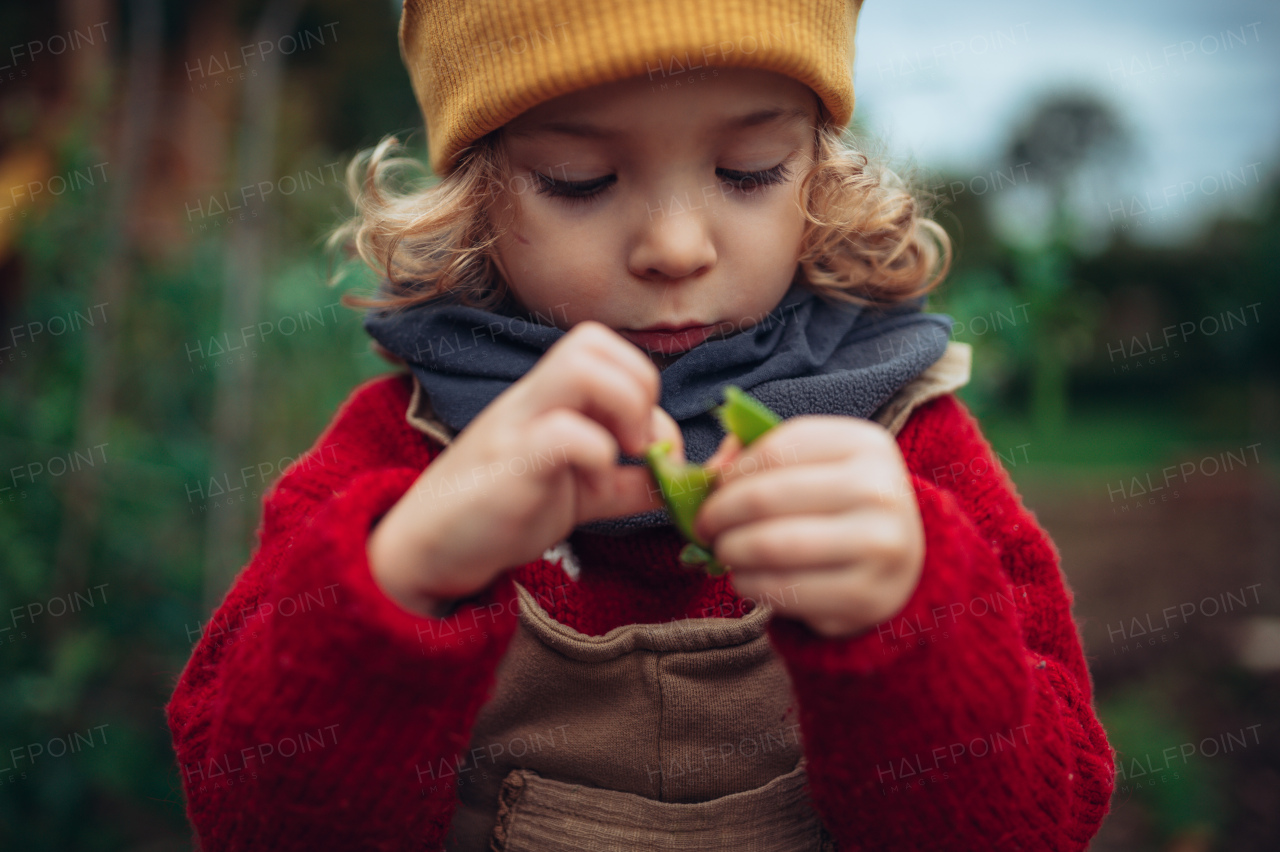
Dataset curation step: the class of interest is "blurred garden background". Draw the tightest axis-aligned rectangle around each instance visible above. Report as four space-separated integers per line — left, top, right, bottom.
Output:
0 0 1277 849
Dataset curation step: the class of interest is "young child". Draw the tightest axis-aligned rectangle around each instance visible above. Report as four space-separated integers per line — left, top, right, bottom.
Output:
167 1 1114 849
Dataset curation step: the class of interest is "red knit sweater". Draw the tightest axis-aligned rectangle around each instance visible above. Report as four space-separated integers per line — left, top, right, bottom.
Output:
166 372 1114 850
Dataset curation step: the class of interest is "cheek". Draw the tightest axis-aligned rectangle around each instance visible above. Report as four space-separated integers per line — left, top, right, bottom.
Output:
496 219 610 303
507 196 609 259
722 194 806 269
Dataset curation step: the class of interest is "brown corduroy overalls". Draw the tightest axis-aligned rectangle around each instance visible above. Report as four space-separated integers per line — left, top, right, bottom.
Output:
403 342 972 852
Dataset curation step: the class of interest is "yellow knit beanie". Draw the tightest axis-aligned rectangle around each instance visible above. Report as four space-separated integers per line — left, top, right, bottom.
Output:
399 0 865 175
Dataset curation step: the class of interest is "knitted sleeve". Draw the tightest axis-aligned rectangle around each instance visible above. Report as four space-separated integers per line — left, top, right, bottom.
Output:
767 393 1114 851
165 374 520 851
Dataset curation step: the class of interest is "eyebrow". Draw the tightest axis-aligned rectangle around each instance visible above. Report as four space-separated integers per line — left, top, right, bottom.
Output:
509 106 811 140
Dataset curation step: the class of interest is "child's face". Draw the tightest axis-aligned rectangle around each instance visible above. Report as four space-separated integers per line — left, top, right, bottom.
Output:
489 67 819 370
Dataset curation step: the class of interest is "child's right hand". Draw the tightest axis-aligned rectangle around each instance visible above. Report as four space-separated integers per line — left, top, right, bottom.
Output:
368 321 684 617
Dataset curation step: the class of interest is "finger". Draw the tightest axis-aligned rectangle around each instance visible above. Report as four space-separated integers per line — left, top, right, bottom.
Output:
564 320 663 403
539 322 662 450
704 433 740 472
730 568 892 638
712 513 899 574
695 462 869 541
650 406 685 463
713 417 881 488
576 464 670 523
708 423 806 488
527 358 657 458
527 410 669 523
528 408 620 497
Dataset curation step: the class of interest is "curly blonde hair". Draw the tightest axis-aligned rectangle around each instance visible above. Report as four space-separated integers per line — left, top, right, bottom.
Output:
329 121 951 315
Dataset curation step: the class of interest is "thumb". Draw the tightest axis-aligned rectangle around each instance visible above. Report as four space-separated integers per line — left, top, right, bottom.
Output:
704 433 742 473
650 406 685 463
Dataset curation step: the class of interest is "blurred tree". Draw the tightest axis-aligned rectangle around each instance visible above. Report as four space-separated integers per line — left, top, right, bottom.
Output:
1002 92 1129 437
1006 93 1129 213
53 0 162 600
203 0 306 613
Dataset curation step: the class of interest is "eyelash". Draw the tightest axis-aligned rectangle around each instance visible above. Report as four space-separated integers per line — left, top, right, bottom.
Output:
531 161 794 205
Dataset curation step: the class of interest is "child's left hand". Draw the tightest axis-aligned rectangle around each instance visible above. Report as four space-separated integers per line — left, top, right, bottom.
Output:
693 416 924 638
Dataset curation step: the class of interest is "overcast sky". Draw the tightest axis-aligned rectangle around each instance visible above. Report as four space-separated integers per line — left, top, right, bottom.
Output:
853 0 1279 244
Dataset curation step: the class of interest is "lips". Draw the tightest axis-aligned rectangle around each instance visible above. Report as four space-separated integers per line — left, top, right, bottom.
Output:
618 324 717 355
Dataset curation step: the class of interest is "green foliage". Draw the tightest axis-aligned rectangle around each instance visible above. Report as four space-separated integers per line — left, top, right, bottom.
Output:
1099 682 1224 840
0 81 385 852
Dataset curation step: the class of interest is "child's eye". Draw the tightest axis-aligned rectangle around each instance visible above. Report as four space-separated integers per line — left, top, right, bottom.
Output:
529 159 793 206
717 161 793 193
532 171 615 204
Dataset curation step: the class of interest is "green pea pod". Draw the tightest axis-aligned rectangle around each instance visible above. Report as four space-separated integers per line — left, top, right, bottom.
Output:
643 441 717 545
713 385 782 447
644 386 783 577
679 543 729 577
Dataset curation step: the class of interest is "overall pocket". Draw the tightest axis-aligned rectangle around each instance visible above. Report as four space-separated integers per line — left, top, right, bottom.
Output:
489 757 835 852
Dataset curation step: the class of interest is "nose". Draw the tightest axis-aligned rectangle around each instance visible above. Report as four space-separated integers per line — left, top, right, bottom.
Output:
628 191 717 282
